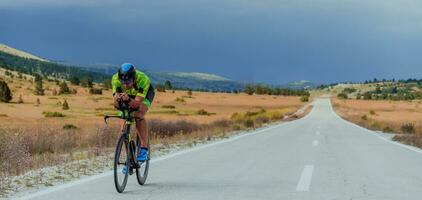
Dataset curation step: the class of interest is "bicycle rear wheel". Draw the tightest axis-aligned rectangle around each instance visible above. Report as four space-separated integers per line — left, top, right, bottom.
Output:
136 143 150 185
114 134 129 193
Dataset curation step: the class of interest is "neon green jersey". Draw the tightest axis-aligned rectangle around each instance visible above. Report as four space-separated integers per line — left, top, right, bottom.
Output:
111 70 152 107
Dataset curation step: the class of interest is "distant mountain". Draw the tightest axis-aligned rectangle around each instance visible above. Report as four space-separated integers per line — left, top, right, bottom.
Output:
285 80 315 89
75 64 244 91
0 43 311 92
0 47 108 82
0 43 47 62
0 44 243 91
146 71 243 91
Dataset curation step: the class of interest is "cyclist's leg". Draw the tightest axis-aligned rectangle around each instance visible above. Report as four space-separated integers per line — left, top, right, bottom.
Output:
119 119 125 132
136 85 154 148
135 103 148 148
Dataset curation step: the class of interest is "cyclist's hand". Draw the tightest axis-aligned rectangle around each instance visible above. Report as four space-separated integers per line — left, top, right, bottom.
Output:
114 93 123 101
121 93 130 101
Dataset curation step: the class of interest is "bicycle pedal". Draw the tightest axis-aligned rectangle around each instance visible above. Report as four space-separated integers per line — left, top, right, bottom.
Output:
134 162 141 168
128 168 134 175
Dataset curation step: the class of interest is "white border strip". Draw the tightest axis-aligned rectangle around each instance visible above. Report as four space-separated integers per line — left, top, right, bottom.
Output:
328 99 422 155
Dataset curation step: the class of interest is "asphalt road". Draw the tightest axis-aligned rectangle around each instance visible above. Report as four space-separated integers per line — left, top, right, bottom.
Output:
13 98 422 200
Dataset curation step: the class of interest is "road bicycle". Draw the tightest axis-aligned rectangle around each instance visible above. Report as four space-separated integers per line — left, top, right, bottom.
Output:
104 103 150 193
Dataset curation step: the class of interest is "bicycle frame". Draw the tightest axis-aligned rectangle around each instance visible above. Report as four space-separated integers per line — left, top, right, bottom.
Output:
104 104 145 169
107 102 150 192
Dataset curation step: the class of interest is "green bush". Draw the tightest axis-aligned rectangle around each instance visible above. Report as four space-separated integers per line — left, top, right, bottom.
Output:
196 109 209 115
156 84 166 92
361 115 368 120
401 123 415 134
175 97 185 103
89 88 103 95
383 126 393 133
337 93 348 99
343 88 357 94
369 110 376 115
162 105 176 109
255 116 270 124
42 111 65 117
244 118 255 128
245 108 266 117
63 124 77 129
300 95 309 102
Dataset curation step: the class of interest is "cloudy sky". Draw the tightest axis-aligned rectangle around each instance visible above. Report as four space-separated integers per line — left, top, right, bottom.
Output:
1 0 422 84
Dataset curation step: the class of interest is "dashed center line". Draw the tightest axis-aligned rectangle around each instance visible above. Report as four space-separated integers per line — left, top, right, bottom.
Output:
296 165 314 191
313 140 319 146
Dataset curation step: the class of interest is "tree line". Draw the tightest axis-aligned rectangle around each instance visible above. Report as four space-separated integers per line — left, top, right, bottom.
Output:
243 84 310 96
0 50 109 83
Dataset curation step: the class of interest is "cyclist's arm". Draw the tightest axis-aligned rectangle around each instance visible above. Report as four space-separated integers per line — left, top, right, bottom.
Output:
128 96 143 110
112 74 123 109
113 93 123 109
130 71 150 110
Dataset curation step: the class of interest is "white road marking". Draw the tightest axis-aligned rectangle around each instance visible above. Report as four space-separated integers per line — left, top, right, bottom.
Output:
316 131 320 135
313 140 319 146
296 165 314 191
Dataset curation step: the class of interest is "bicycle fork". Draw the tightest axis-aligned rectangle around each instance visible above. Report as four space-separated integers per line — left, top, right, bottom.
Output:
124 124 140 175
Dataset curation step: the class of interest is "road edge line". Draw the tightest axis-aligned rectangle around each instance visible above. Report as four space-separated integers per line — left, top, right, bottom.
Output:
328 99 422 155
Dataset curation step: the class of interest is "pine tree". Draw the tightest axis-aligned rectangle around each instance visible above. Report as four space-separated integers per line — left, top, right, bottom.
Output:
164 80 172 90
69 76 80 85
34 74 44 96
62 99 69 110
81 75 93 88
59 81 70 94
0 80 12 103
244 84 255 95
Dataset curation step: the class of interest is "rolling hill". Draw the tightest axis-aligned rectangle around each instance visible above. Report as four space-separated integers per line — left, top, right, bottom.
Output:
0 44 243 91
0 43 311 92
0 43 47 62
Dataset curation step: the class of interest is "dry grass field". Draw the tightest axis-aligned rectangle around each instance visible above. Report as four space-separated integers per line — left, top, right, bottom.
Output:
0 68 308 191
0 75 304 131
332 97 422 148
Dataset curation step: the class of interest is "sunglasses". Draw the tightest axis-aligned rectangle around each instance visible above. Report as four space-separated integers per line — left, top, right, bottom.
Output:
120 79 134 85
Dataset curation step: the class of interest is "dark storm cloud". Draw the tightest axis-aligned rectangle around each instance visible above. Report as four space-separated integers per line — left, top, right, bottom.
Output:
1 0 422 84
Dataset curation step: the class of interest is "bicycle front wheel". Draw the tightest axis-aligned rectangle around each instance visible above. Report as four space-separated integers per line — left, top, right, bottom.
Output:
136 143 150 185
114 134 129 193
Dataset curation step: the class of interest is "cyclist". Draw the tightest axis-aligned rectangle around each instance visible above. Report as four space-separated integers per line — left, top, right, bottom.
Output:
112 63 155 163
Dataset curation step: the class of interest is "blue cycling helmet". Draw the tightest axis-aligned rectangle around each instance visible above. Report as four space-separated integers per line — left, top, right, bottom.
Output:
118 63 136 83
